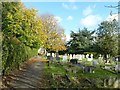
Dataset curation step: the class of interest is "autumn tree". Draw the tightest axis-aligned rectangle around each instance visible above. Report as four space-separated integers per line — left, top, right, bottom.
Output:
40 14 66 55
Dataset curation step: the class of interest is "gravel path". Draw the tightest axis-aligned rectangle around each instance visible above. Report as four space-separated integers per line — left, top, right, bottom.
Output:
2 56 45 89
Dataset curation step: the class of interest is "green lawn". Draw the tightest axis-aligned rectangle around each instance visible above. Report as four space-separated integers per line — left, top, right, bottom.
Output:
43 61 119 88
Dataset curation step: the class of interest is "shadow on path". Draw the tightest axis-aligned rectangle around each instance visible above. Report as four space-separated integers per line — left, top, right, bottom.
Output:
2 56 45 89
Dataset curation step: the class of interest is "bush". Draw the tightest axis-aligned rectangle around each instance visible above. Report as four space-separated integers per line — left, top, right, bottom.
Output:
2 37 38 75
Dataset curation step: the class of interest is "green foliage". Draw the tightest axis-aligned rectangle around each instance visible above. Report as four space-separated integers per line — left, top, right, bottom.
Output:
96 20 118 57
2 2 41 75
2 35 38 74
2 2 66 75
67 28 95 54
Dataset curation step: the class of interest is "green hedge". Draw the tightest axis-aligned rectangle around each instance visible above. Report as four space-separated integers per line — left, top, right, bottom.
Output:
2 36 38 75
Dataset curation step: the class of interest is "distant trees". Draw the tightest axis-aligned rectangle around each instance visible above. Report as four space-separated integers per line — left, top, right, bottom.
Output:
67 20 118 59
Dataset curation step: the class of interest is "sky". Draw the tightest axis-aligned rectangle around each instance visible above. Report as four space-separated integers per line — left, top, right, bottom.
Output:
22 1 118 41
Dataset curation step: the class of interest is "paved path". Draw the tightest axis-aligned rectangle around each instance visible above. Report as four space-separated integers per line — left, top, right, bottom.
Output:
3 56 45 89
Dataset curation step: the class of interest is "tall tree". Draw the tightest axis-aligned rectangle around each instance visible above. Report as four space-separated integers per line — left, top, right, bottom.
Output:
96 20 118 60
40 14 66 53
67 28 95 54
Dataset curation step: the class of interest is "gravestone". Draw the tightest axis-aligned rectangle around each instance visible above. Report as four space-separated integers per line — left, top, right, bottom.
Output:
70 54 72 59
47 56 54 61
115 64 120 73
86 54 89 59
79 54 82 60
92 60 98 66
63 55 68 62
70 59 78 64
73 54 76 59
52 53 55 57
47 53 50 56
83 66 95 73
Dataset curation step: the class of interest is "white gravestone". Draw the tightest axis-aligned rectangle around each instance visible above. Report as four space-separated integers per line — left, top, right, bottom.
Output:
87 54 93 61
73 54 76 59
115 64 120 72
63 55 68 61
52 53 55 57
86 54 89 59
47 53 50 56
70 54 72 59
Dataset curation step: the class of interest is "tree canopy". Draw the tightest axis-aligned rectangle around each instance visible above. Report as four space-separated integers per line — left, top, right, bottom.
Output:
67 28 95 54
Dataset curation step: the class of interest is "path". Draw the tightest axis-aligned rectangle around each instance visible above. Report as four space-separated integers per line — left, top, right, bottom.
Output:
2 56 46 89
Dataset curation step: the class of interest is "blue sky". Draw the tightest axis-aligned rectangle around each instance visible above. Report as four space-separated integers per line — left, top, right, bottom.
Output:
22 1 118 41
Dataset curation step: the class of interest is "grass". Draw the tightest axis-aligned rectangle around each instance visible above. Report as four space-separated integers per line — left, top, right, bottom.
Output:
43 60 119 88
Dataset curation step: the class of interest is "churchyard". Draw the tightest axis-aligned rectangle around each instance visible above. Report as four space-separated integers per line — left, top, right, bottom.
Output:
45 53 120 88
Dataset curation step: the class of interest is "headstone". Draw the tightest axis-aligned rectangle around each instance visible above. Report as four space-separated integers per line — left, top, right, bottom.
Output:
63 55 68 61
73 54 76 59
91 54 93 60
52 53 55 57
47 56 54 61
83 66 95 73
115 64 120 72
70 59 78 64
47 53 50 56
92 60 98 66
87 54 93 61
82 55 85 59
79 54 82 60
70 54 72 59
98 56 104 64
104 66 111 70
86 54 89 59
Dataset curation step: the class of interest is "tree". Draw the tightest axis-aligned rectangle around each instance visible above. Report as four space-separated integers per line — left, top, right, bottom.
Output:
40 14 66 54
2 2 44 74
96 20 118 61
67 28 95 54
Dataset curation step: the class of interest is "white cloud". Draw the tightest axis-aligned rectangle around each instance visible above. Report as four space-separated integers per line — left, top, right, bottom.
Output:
83 5 96 16
66 34 71 41
62 3 78 10
83 6 92 16
80 15 102 28
54 16 62 23
67 16 73 21
107 14 118 21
